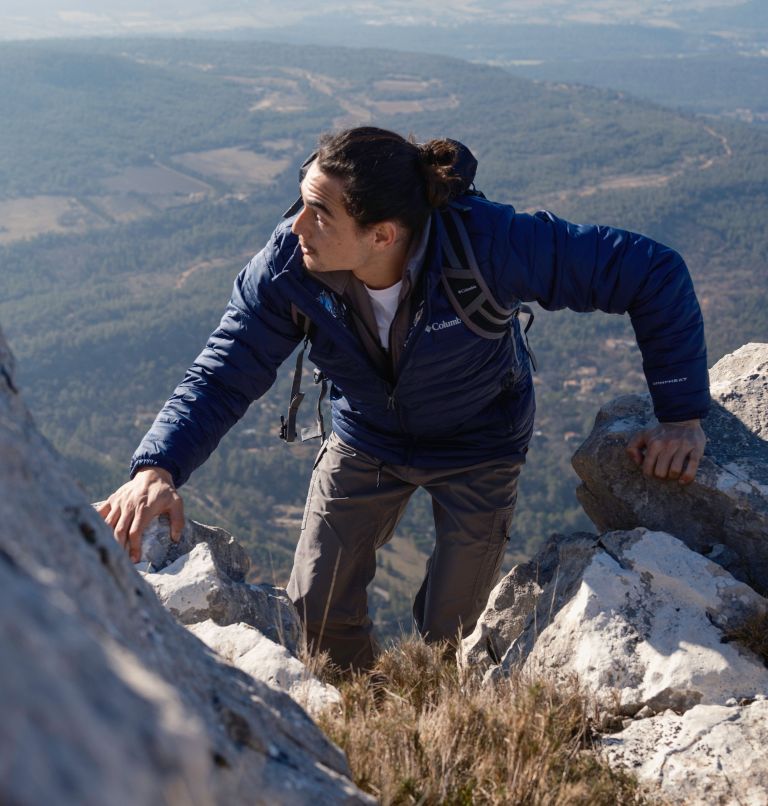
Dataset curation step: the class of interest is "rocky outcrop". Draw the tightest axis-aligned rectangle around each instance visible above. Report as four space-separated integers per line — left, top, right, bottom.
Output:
469 529 768 716
465 344 768 804
139 517 340 715
466 527 768 802
603 699 768 805
0 324 371 805
140 517 301 654
571 343 768 594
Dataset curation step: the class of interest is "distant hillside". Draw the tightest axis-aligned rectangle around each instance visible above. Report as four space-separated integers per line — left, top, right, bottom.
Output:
1 38 766 638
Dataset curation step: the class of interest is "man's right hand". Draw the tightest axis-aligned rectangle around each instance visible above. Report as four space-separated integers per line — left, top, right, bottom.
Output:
96 467 184 563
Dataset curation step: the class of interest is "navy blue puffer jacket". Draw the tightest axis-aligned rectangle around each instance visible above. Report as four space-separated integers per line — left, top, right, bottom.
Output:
131 195 709 487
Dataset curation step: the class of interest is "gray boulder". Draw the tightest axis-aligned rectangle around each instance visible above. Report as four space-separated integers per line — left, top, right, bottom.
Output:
140 518 301 654
571 342 768 594
0 324 372 806
140 515 250 580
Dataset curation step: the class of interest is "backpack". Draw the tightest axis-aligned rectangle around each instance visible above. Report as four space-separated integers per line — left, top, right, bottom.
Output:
279 142 535 443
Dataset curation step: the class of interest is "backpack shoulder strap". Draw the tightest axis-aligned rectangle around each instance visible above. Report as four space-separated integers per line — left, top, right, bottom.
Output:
438 206 517 340
280 307 327 443
438 205 537 368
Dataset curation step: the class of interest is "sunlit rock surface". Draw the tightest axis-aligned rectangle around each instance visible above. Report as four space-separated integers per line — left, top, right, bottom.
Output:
188 620 341 716
0 323 371 806
139 517 340 716
602 699 768 806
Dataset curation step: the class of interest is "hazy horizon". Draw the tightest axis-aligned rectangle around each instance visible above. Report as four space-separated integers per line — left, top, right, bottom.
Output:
1 0 762 41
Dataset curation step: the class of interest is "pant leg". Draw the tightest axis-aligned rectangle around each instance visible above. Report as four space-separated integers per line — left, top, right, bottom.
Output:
287 432 415 672
413 460 522 644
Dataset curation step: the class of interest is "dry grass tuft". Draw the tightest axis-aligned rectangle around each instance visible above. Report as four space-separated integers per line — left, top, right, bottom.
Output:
722 608 768 666
315 635 649 805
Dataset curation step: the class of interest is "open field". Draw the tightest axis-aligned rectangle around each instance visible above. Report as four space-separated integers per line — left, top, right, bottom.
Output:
101 163 213 195
172 146 291 189
372 78 440 94
85 194 155 223
0 195 105 244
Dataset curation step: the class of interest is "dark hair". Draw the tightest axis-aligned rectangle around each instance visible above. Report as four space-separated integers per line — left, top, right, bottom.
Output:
314 126 465 232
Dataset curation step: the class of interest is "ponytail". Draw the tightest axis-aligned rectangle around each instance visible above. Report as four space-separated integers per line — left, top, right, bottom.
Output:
415 139 466 209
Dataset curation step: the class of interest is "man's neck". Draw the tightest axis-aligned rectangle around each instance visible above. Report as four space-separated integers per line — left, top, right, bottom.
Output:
352 232 414 290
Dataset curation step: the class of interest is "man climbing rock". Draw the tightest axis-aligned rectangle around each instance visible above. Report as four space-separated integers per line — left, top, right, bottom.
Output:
99 126 708 672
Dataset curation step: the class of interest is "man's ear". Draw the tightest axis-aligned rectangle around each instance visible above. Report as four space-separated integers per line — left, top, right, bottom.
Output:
371 220 401 250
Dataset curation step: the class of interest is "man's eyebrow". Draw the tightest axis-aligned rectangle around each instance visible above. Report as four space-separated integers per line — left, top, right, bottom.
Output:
299 180 334 218
305 198 334 218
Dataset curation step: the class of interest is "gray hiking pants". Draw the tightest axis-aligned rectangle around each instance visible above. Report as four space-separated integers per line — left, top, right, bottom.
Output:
286 432 522 672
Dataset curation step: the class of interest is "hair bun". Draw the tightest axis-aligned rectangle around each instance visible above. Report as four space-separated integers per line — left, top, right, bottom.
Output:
416 139 466 208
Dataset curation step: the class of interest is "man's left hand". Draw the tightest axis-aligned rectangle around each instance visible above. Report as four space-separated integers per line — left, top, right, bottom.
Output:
626 418 706 485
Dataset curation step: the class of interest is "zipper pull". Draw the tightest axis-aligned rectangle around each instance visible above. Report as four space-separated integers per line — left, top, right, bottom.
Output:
387 393 396 410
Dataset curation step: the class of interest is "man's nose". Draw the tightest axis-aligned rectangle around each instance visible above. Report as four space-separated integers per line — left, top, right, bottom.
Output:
291 206 307 236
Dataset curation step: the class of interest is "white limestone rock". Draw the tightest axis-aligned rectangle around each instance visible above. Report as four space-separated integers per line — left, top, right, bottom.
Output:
141 526 301 654
497 529 768 717
709 342 768 439
602 700 768 805
139 515 251 581
462 532 597 670
571 343 768 595
188 620 341 716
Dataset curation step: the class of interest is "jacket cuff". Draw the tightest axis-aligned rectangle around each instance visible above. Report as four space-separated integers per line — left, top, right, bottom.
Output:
644 355 710 422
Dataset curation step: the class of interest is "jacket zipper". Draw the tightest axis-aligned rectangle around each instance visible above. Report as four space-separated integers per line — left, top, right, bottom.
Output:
384 273 434 432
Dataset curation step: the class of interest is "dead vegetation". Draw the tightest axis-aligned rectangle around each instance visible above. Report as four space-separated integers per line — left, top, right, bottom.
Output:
313 636 649 805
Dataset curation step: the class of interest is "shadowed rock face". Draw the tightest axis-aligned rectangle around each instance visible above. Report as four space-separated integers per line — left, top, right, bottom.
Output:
571 343 768 594
461 531 598 671
0 324 372 806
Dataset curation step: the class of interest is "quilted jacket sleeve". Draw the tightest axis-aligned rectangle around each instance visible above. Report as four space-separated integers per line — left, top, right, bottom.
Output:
130 231 303 487
492 208 710 422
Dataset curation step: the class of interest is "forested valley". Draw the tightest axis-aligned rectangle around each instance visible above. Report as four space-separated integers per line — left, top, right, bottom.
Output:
1 38 766 637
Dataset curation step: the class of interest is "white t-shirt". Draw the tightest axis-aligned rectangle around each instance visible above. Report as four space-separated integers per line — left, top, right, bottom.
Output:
364 280 403 349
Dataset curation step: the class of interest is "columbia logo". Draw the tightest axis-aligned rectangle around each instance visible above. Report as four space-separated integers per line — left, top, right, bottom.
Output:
458 285 478 295
425 317 462 333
